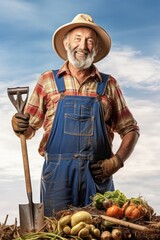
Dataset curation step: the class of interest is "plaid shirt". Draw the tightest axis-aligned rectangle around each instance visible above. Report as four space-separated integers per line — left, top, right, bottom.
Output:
25 62 139 156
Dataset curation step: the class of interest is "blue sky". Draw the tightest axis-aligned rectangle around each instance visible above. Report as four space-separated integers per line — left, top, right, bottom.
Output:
0 0 160 224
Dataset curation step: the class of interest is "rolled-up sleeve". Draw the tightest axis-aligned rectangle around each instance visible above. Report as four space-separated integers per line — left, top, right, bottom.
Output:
107 76 140 139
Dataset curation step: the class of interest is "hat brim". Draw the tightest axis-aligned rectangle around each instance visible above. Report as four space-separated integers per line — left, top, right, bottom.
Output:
52 22 111 63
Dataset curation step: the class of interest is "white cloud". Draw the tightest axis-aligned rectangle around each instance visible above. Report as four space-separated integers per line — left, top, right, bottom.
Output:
96 46 160 91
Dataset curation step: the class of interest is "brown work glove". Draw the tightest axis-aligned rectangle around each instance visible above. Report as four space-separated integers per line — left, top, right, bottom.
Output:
12 113 30 133
90 155 124 180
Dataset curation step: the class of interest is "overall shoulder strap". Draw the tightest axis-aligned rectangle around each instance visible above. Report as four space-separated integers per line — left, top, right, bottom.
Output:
96 72 109 96
52 70 65 93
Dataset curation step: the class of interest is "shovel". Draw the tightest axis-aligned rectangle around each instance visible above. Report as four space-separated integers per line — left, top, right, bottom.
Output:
7 87 44 235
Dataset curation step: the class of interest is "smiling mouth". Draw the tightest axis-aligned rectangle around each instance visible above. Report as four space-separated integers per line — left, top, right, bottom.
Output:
75 50 88 59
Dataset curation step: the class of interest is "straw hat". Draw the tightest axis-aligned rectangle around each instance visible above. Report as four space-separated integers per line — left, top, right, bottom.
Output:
52 13 111 63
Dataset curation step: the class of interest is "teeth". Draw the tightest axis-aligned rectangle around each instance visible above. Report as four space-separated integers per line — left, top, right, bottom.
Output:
75 50 87 59
76 52 87 58
77 52 85 55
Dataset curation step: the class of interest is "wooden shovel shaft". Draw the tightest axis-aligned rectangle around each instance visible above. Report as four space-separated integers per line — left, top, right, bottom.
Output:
20 134 32 201
20 132 35 231
101 215 154 233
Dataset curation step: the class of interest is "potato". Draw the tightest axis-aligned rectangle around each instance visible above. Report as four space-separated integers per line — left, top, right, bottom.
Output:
92 228 101 238
71 211 93 227
58 214 71 227
70 221 86 235
78 227 90 238
62 225 71 235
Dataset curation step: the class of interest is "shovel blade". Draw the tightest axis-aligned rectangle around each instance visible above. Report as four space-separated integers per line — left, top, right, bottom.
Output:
19 202 44 235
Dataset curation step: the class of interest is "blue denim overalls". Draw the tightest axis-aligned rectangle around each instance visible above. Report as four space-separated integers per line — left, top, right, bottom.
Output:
41 70 114 216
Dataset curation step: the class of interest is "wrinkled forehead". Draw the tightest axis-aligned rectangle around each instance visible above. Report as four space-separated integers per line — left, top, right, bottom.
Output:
67 26 98 38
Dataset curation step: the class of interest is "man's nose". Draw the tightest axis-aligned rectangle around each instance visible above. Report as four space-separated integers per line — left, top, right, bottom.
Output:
79 39 87 49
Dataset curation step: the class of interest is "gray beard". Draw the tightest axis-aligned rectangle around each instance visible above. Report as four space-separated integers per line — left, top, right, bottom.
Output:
66 44 96 70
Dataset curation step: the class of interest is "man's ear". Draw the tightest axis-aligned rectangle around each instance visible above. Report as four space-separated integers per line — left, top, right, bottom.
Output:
95 43 99 56
63 37 68 51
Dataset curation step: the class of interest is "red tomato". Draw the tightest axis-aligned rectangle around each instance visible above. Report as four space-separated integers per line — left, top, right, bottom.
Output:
106 205 123 219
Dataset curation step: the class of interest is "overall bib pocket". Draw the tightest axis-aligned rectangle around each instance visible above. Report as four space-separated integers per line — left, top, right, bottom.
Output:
64 113 94 136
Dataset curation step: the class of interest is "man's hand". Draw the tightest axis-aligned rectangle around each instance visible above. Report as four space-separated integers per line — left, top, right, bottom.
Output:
90 155 123 179
12 113 30 133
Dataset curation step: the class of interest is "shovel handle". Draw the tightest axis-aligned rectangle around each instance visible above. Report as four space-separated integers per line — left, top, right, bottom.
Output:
7 87 29 114
20 134 33 202
7 87 33 202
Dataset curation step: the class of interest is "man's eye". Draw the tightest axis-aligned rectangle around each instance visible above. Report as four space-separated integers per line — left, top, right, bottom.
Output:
87 39 94 44
75 37 81 42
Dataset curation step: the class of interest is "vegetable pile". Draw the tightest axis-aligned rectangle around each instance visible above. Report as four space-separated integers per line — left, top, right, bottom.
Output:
1 190 160 240
91 190 154 221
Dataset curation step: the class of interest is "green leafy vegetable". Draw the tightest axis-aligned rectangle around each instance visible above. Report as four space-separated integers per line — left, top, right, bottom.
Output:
91 190 127 209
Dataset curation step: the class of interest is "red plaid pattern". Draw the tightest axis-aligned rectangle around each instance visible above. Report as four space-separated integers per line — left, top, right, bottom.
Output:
25 62 139 156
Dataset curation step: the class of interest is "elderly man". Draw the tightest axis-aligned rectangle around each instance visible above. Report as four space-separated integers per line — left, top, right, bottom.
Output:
12 14 139 216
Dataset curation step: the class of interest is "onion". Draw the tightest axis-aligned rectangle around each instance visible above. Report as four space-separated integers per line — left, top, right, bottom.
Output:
101 230 112 240
137 205 148 216
124 205 141 220
106 205 123 219
112 228 122 240
103 199 113 209
71 211 93 227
